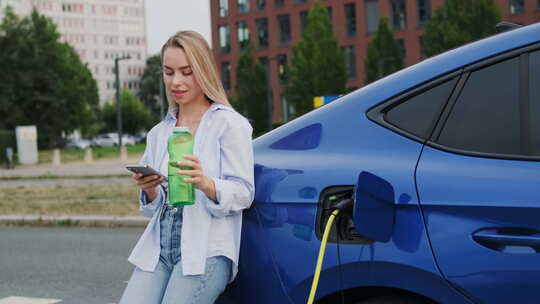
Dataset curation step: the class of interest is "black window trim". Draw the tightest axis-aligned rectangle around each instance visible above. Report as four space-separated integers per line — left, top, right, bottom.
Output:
366 70 462 145
368 42 540 161
428 43 540 161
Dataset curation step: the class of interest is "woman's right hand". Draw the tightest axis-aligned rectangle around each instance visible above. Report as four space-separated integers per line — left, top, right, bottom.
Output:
132 173 164 202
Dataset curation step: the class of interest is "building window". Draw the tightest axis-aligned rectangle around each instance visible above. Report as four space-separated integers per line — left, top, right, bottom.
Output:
275 0 284 8
238 0 249 13
277 14 291 45
256 18 269 48
277 54 287 83
300 10 308 32
259 57 269 79
282 95 295 122
219 25 231 54
294 0 307 3
343 46 356 80
419 36 426 60
221 62 231 90
510 0 524 15
237 21 249 49
259 56 270 86
256 0 265 10
397 39 406 58
219 0 228 17
391 0 406 31
344 3 356 37
327 6 333 24
417 0 430 26
365 0 379 33
538 0 540 10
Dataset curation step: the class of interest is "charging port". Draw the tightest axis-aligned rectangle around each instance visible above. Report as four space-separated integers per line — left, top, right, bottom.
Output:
315 186 374 244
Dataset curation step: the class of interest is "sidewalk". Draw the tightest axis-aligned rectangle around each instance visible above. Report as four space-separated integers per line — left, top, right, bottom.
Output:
0 156 149 227
0 156 140 178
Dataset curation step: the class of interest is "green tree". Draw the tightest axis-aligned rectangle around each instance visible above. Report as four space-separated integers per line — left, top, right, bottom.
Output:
0 7 99 148
422 0 501 57
101 90 153 135
138 54 164 121
364 17 404 84
285 0 346 117
235 41 269 137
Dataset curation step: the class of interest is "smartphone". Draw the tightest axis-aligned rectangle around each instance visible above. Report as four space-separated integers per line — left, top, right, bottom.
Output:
126 165 167 181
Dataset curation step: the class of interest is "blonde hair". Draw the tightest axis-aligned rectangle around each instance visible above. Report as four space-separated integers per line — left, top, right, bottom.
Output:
161 30 232 109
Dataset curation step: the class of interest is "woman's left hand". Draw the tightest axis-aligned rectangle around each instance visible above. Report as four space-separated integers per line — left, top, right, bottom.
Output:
177 155 216 200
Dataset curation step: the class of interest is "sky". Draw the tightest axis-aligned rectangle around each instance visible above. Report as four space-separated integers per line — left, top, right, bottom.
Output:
145 1 212 56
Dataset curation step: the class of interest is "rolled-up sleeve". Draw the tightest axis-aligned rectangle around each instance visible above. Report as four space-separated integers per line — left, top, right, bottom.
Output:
206 119 254 218
139 185 166 217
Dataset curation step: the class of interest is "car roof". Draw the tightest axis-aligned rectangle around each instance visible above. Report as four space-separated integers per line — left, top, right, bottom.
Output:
343 22 540 109
256 22 540 145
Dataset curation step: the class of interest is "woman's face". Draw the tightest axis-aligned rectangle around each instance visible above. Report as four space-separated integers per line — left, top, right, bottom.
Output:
162 47 204 106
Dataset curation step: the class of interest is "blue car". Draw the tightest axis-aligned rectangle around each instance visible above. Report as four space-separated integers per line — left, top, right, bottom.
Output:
224 22 540 304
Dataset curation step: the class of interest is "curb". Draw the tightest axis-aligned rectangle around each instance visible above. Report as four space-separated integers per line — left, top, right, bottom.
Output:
0 215 149 228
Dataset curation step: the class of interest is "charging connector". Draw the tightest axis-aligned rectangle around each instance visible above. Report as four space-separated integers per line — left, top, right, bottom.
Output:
307 197 354 304
333 198 353 212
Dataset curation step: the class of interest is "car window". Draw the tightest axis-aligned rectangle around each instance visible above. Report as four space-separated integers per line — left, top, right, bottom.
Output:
530 50 540 156
385 77 457 139
438 56 521 155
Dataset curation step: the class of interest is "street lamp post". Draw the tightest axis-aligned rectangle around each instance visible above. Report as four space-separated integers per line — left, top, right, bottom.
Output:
159 73 165 119
114 55 131 148
153 65 166 119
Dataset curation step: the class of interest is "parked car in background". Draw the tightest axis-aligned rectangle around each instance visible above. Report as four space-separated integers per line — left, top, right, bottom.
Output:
92 133 117 147
134 132 147 144
65 138 91 149
92 133 135 147
224 22 540 304
121 134 136 146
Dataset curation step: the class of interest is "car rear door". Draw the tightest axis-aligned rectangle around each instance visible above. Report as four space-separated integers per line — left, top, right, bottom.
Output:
416 48 540 303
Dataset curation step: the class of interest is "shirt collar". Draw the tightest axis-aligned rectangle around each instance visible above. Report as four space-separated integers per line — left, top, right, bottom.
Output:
164 102 229 122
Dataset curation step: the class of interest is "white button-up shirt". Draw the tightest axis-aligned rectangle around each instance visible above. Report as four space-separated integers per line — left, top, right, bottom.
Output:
128 102 255 281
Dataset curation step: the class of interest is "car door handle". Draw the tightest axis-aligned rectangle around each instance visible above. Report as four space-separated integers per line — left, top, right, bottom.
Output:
472 229 540 251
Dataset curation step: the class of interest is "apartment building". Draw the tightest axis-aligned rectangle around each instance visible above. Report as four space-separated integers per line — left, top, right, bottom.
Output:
211 0 540 123
0 0 147 105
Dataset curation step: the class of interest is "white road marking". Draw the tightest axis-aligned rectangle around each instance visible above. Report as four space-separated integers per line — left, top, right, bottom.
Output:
0 296 62 304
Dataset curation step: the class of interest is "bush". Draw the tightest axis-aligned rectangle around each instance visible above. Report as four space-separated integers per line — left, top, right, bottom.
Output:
101 90 154 135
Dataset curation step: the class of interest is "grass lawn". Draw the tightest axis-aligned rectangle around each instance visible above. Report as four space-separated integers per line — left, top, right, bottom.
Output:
0 182 140 216
38 144 145 164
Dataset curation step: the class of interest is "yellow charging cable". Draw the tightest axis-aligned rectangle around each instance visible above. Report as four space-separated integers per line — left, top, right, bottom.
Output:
307 209 340 304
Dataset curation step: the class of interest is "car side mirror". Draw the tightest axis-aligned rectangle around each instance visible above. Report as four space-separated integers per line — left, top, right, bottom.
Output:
352 171 396 242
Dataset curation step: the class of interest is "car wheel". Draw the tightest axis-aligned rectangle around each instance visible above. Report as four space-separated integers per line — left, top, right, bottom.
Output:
356 295 435 304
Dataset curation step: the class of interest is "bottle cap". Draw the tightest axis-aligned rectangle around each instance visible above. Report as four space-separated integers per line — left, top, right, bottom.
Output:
173 126 189 133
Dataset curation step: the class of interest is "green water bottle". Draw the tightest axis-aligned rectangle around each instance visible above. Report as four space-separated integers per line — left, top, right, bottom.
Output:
168 126 195 206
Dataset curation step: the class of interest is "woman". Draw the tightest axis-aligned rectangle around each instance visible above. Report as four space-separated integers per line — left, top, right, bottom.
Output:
119 31 254 304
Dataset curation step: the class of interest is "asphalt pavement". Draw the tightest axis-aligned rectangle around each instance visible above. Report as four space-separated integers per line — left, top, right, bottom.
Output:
0 226 143 303
0 156 149 227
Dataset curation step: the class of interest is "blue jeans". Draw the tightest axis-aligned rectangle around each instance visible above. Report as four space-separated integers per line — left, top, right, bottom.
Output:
119 205 231 304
